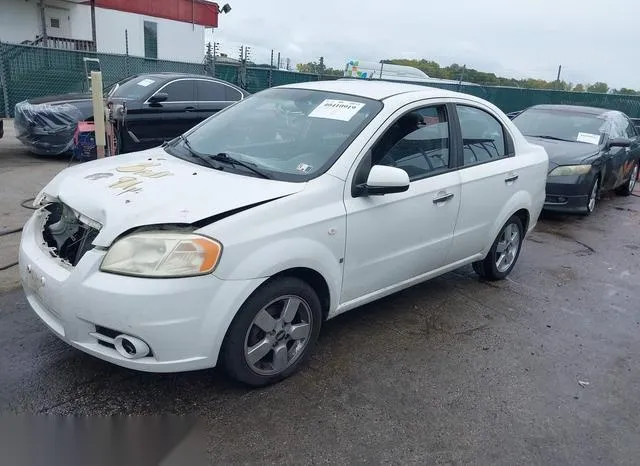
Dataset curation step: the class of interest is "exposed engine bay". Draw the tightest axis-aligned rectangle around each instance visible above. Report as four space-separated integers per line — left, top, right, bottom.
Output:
42 202 100 266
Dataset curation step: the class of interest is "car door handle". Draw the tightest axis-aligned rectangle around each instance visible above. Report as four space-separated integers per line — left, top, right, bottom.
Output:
184 106 196 111
505 174 519 183
433 192 454 204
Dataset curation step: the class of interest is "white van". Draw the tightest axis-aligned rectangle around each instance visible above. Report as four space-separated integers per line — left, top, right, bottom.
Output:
344 59 478 86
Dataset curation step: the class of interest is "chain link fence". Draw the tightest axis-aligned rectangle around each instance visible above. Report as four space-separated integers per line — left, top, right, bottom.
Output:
2 41 640 119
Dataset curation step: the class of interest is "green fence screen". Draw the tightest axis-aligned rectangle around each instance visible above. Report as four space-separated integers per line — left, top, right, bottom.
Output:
2 41 640 119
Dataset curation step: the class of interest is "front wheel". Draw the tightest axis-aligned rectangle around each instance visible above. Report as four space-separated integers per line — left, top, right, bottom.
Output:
473 215 524 281
221 277 322 387
615 161 638 196
584 176 600 215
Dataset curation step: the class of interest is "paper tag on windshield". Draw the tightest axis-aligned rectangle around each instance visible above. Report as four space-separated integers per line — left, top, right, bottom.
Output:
576 132 600 145
296 163 312 173
137 79 155 87
308 99 365 121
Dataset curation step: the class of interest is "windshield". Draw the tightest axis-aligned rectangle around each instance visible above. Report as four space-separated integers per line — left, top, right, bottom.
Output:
165 88 383 181
108 76 161 100
512 108 606 145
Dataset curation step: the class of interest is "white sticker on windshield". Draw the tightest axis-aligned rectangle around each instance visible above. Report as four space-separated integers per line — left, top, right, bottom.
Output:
576 132 601 145
137 79 155 87
308 99 365 121
296 163 313 173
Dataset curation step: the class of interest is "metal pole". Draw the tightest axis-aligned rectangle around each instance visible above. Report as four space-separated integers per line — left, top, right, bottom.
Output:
125 29 129 75
91 71 106 158
556 65 562 89
39 0 48 47
277 52 281 70
0 47 10 118
458 65 466 91
269 49 274 87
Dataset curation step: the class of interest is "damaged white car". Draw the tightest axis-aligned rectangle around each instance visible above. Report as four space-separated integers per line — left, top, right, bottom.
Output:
19 80 548 386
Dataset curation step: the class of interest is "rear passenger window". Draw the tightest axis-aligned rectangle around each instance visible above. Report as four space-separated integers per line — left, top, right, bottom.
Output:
624 117 637 138
196 81 227 101
225 85 243 101
372 105 450 181
456 105 507 166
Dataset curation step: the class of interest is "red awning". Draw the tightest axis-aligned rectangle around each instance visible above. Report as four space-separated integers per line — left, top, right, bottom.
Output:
91 0 219 27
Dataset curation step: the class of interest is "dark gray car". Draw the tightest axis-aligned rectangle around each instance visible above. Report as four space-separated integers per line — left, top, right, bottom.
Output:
13 73 249 156
512 104 640 214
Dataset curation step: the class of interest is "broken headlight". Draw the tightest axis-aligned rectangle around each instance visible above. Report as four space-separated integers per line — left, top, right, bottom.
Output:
100 232 222 278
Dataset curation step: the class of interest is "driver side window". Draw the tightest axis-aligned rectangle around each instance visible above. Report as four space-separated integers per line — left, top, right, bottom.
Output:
371 105 450 181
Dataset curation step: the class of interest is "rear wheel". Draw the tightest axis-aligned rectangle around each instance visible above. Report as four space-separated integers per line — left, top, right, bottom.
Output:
221 277 322 387
615 161 638 196
473 215 524 281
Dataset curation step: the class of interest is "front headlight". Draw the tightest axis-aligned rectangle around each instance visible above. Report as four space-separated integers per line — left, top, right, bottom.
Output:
100 232 222 278
548 164 592 176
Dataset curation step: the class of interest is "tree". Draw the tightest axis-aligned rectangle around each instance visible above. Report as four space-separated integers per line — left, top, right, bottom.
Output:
381 58 628 93
296 61 342 76
617 88 638 95
587 82 609 94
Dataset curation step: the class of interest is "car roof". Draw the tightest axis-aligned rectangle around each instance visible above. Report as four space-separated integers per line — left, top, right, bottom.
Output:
123 72 243 88
280 79 469 101
529 104 619 117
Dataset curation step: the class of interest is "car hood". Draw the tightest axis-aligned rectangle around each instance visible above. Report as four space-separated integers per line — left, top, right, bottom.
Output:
524 136 600 170
37 147 307 247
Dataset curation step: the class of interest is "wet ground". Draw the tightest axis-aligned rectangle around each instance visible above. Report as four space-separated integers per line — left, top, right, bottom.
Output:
1 123 640 464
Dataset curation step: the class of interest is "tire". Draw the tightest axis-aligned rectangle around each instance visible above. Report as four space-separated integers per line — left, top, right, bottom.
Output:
472 215 524 281
221 277 322 387
615 161 638 196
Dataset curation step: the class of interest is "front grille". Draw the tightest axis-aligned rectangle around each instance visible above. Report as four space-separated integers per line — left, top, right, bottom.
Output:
42 202 100 266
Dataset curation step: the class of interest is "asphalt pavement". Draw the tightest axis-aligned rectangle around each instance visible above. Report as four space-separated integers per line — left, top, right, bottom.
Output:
1 124 640 464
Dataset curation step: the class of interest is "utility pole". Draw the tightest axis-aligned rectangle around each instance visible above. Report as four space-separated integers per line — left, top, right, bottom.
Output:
556 65 562 89
38 0 48 47
269 49 274 87
90 0 97 50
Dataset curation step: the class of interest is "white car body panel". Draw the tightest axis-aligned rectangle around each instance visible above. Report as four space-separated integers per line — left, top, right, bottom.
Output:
36 148 306 247
19 80 548 373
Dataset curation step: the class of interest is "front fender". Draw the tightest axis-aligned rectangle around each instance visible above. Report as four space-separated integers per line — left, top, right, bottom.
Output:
216 238 343 314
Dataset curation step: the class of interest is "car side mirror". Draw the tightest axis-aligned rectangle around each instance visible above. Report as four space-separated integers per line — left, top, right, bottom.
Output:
607 137 631 149
148 93 168 105
355 165 410 197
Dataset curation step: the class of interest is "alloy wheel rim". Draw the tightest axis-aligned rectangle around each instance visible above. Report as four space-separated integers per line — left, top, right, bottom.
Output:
630 165 638 192
495 222 520 273
244 295 313 376
588 180 598 212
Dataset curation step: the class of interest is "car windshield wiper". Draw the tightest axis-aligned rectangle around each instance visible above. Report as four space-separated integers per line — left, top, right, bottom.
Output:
177 135 223 171
525 134 576 143
209 152 271 179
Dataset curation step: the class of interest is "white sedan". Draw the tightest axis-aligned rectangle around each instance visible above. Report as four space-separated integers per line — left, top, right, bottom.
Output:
19 80 548 386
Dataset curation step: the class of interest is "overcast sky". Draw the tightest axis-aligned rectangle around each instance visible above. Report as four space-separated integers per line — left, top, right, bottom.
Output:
207 0 640 90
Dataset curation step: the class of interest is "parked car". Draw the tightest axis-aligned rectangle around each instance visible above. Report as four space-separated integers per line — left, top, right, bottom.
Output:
511 104 640 214
13 72 248 156
19 80 548 386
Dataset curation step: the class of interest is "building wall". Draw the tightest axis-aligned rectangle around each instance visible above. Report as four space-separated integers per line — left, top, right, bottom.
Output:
0 0 40 44
95 8 206 62
0 0 205 63
0 0 93 43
